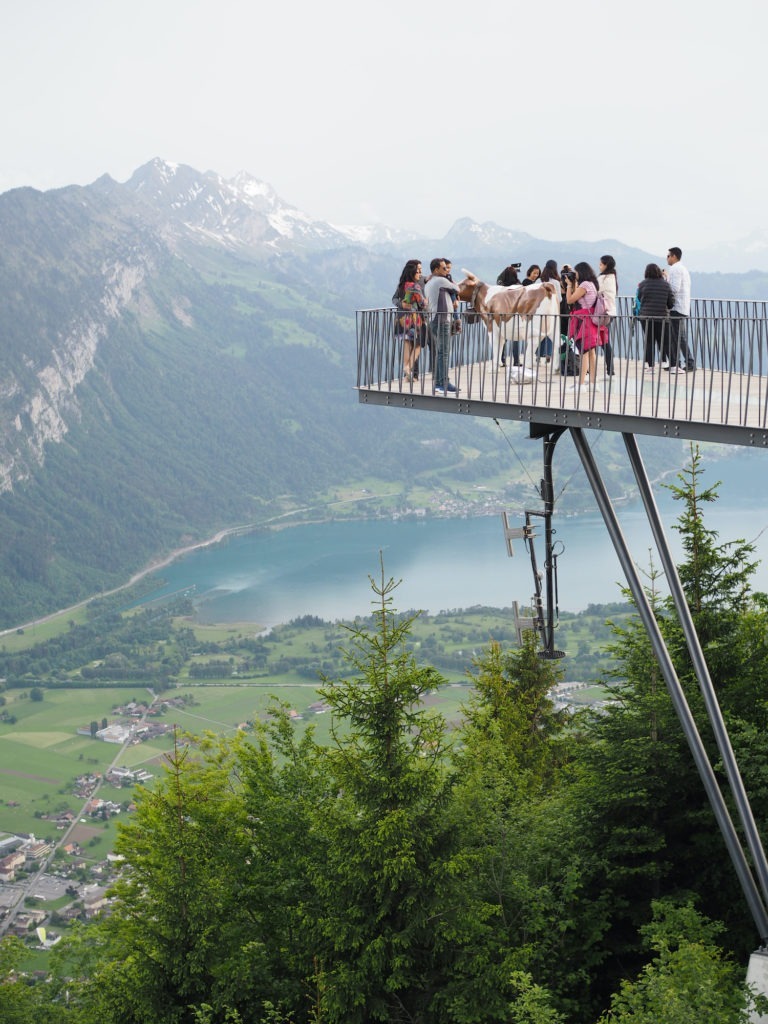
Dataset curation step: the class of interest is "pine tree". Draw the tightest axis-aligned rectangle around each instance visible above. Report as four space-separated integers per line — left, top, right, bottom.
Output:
307 563 453 1023
427 634 600 1023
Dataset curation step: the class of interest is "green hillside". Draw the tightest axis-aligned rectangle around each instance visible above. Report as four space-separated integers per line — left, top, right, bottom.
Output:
0 173 710 628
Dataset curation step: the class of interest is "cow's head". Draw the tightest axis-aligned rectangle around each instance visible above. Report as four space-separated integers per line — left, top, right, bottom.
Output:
456 269 480 302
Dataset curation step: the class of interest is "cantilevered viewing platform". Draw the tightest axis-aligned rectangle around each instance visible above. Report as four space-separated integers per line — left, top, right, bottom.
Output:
356 297 768 447
357 291 768 962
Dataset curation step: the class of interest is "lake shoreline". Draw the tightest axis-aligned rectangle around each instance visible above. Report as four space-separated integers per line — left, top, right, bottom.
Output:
2 449 750 637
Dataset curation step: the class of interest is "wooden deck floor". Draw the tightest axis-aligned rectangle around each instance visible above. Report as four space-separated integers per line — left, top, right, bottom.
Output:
358 353 768 448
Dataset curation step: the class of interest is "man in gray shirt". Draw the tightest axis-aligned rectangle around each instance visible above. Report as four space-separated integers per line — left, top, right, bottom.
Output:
664 247 694 373
424 258 460 394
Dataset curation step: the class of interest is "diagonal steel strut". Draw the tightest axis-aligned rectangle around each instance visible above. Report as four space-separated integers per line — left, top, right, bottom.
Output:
622 431 768 919
569 426 768 943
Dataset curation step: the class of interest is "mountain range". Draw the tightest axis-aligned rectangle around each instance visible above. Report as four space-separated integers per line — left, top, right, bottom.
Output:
0 159 763 627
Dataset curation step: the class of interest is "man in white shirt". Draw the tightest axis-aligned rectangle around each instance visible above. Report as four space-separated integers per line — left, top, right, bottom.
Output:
664 247 694 373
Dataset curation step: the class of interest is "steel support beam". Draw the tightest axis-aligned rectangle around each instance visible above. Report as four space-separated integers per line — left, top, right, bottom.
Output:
622 430 768 917
570 426 768 943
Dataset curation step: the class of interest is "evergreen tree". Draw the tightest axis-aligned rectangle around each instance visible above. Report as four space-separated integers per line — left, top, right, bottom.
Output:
307 565 454 1023
596 900 759 1024
458 632 570 792
433 633 605 1023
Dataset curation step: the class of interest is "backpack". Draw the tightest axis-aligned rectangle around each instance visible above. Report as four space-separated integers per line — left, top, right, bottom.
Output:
559 336 580 376
591 291 611 327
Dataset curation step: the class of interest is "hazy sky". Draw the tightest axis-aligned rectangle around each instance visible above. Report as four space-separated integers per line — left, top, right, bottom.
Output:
1 0 763 253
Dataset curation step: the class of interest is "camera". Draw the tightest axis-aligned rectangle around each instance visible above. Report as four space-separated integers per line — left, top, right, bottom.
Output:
563 270 576 282
510 262 522 270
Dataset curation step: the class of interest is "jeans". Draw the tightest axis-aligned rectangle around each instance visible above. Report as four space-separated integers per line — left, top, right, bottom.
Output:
669 311 693 369
432 316 451 387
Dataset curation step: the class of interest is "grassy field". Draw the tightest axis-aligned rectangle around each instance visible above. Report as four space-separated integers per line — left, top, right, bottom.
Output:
0 674 475 844
0 597 625 853
0 605 91 652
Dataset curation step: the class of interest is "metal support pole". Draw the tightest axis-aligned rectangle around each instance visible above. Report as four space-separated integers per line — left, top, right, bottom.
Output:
623 431 768 917
541 432 559 654
570 427 768 943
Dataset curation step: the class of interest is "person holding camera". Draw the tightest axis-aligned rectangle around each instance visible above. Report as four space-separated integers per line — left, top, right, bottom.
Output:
564 262 605 390
559 264 574 337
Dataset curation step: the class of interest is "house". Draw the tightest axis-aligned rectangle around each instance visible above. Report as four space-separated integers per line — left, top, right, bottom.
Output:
24 839 52 864
82 885 109 918
0 851 26 882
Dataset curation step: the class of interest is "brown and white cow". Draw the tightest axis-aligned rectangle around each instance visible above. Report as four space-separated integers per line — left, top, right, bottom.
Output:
457 271 557 379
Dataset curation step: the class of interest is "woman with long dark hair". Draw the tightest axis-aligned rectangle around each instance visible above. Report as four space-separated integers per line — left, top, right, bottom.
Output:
597 254 618 374
393 259 426 383
564 261 604 390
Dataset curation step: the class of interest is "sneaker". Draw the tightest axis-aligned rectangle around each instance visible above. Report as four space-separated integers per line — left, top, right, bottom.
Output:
667 365 685 374
434 386 446 395
661 361 670 369
644 364 655 373
445 382 459 393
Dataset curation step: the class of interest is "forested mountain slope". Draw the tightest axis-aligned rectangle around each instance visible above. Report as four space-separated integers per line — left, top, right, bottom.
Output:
0 160 754 627
0 162 503 624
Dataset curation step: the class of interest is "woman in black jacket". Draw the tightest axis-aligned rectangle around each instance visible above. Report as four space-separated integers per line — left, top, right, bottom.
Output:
637 263 674 369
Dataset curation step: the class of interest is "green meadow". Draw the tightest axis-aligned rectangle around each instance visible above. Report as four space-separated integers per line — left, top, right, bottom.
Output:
0 678 475 845
0 600 623 851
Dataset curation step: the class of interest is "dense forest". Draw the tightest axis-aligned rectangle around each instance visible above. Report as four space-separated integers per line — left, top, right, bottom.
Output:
3 452 768 1023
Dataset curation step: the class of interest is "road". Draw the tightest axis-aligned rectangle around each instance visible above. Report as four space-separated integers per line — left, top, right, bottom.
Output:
0 688 158 937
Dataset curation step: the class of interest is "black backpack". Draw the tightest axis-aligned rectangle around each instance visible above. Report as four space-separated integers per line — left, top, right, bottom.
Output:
559 337 580 376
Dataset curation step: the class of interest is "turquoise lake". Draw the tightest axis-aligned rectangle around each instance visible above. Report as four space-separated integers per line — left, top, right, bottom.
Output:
135 449 768 626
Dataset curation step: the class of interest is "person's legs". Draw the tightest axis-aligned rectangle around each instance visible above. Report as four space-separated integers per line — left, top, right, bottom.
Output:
642 320 654 365
668 311 693 369
403 337 413 378
578 344 591 386
603 322 613 373
434 318 451 388
511 340 522 366
676 314 693 370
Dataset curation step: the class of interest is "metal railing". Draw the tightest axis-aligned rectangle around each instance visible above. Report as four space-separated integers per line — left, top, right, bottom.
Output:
355 302 768 445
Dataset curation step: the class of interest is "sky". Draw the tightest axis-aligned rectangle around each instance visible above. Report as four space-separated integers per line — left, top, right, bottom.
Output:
1 0 764 257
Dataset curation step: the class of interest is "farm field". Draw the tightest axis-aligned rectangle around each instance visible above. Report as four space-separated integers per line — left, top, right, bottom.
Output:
0 598 625 853
0 677 475 844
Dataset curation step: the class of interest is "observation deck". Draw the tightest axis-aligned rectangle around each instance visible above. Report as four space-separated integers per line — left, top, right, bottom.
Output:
355 297 768 448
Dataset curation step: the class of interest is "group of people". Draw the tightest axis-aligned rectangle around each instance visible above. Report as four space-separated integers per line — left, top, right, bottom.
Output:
392 246 693 394
493 258 617 389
